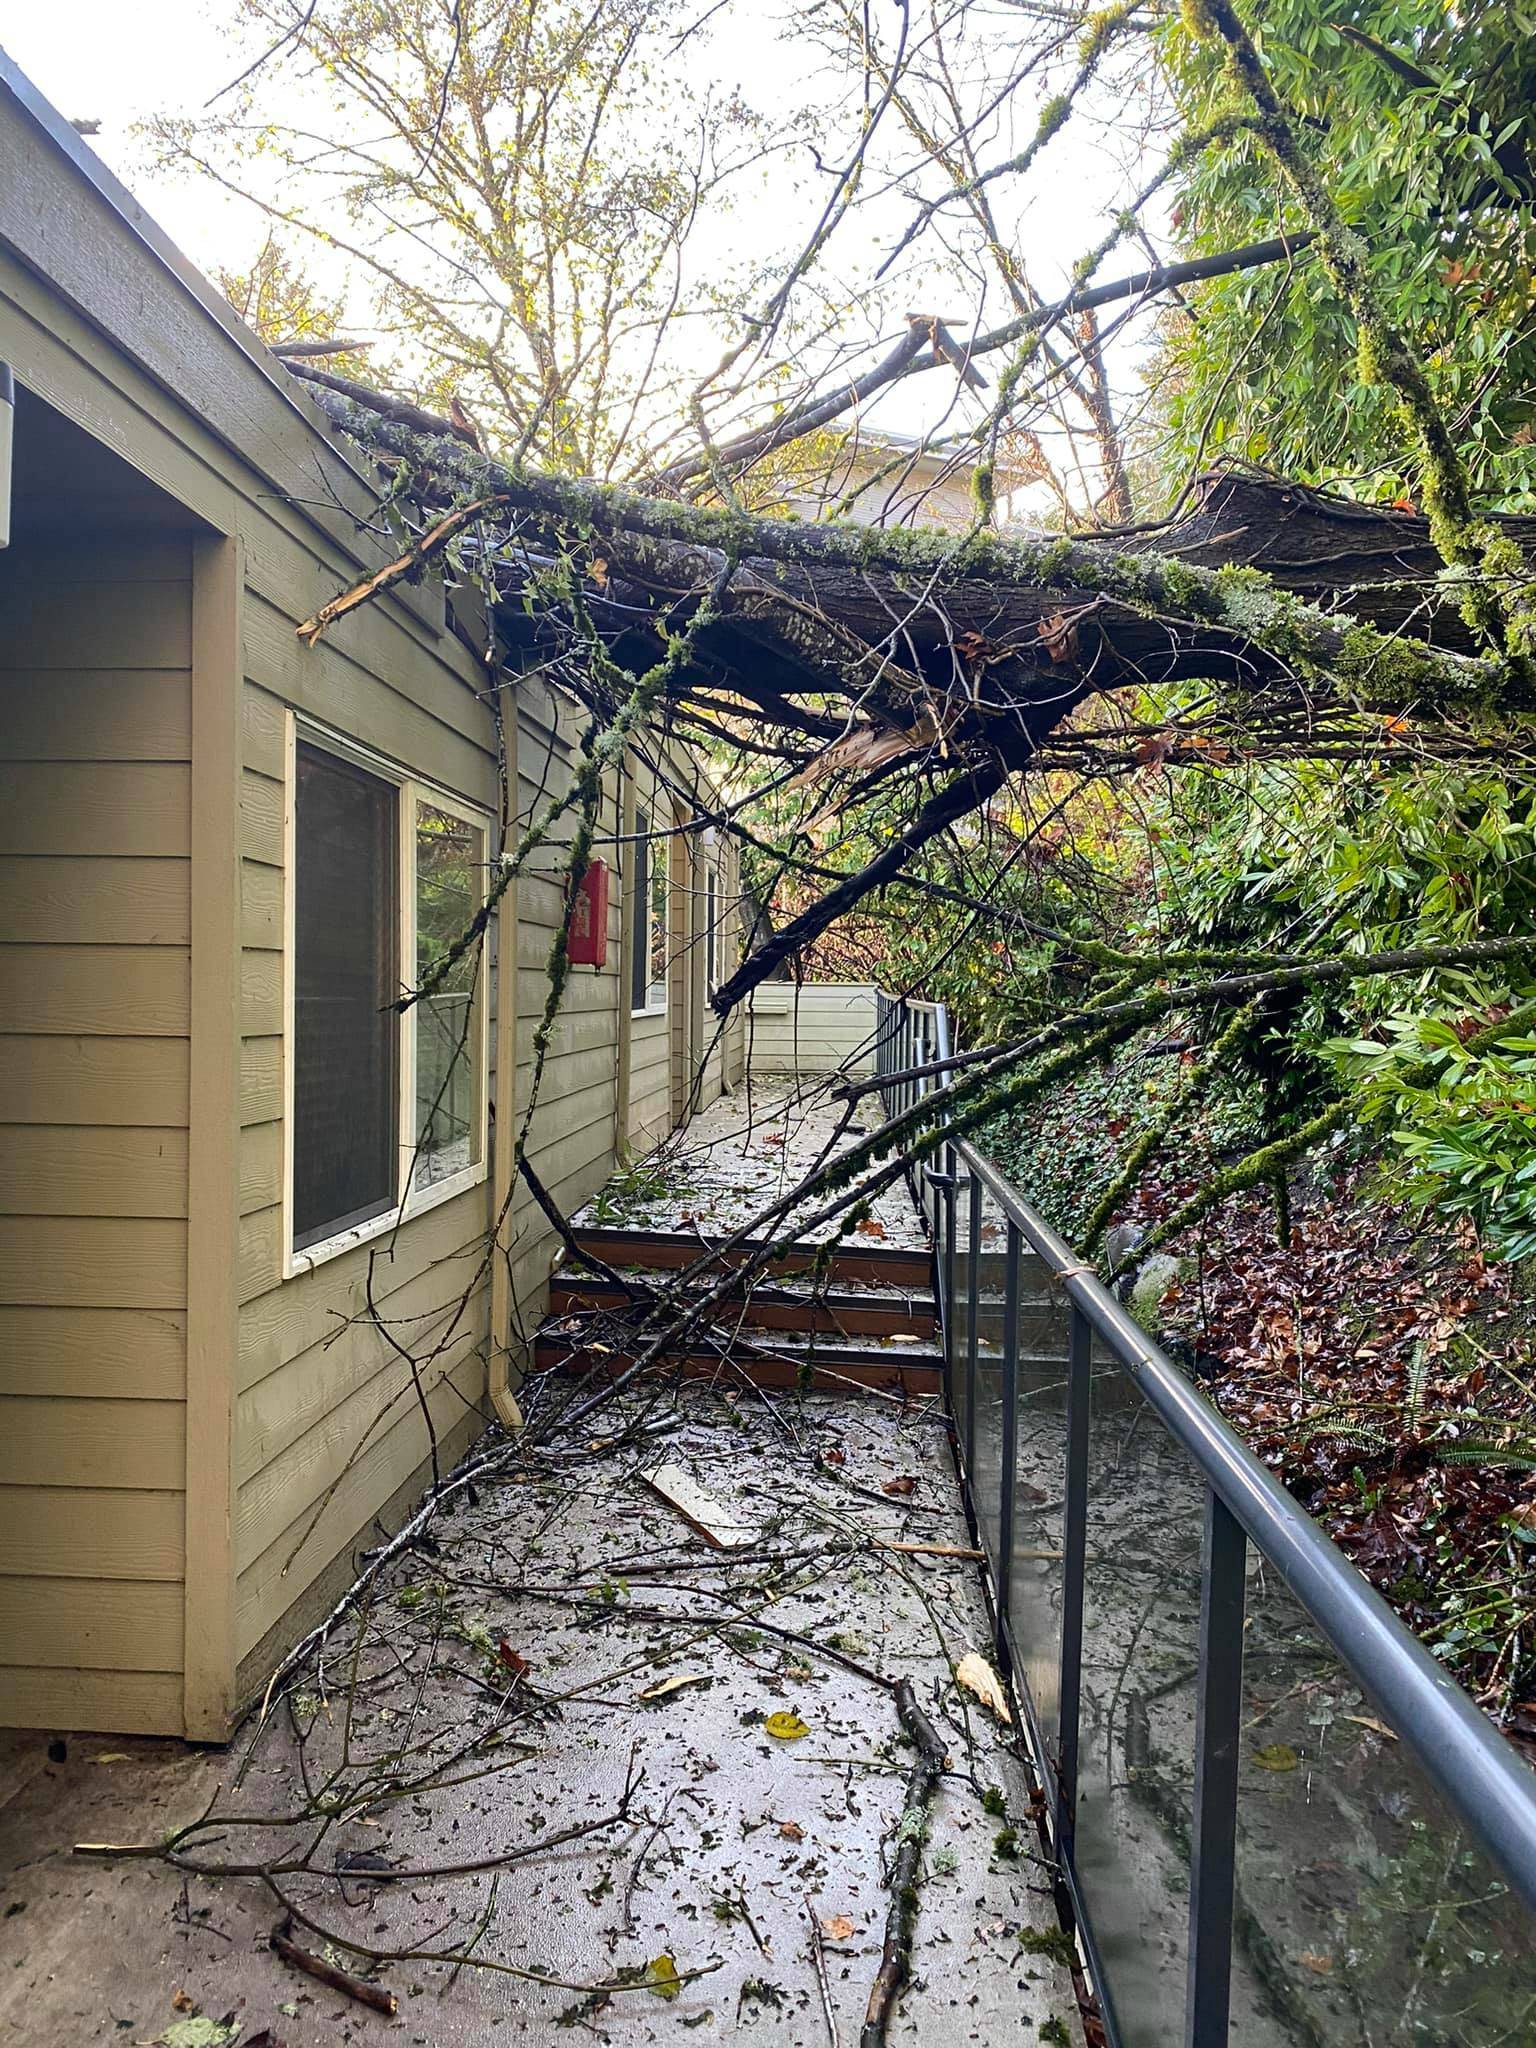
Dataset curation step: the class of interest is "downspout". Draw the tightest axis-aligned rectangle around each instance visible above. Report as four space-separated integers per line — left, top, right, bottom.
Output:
0 364 13 549
487 671 525 1431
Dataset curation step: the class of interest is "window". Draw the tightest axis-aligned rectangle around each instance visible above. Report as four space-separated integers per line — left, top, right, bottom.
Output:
705 863 720 993
287 724 489 1270
413 798 485 1192
292 744 399 1250
631 804 668 1013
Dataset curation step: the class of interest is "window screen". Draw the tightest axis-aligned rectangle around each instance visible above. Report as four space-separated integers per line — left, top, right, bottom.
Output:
414 799 484 1191
705 865 719 991
292 742 400 1249
647 825 669 1008
631 807 652 1013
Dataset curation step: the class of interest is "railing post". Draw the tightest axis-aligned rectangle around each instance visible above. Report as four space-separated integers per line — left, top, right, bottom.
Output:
1056 1300 1092 1852
963 1169 982 1485
995 1219 1021 1661
1185 1486 1246 2048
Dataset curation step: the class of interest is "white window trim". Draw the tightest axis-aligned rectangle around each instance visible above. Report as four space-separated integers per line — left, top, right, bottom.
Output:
281 712 492 1279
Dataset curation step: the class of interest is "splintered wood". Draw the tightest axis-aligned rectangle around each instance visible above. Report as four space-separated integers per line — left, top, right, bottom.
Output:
642 1462 755 1548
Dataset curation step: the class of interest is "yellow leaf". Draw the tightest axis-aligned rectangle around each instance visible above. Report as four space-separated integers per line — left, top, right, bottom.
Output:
639 1673 711 1703
645 1952 681 2000
765 1710 810 1741
1251 1742 1299 1772
954 1651 1012 1725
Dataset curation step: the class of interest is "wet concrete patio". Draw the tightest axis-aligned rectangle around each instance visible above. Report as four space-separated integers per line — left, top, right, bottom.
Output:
0 1094 1080 2047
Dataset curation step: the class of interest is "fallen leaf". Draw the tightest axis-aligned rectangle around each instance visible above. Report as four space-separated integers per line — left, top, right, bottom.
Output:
644 1953 682 2001
764 1710 810 1741
1038 609 1081 663
778 1820 804 1841
855 1218 887 1238
171 1992 195 2014
143 2019 242 2048
820 1914 855 1941
496 1641 529 1679
1251 1743 1299 1772
639 1673 712 1702
954 1651 1012 1724
1299 1951 1333 1974
882 1475 918 1497
92 1752 134 1765
1342 1714 1397 1741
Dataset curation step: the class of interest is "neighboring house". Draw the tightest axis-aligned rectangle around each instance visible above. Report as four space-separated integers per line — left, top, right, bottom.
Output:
787 428 980 531
0 55 743 1739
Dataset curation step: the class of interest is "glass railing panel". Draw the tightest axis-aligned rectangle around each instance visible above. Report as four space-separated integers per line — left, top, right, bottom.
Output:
1231 1565 1536 2046
967 1179 1011 1566
1002 1241 1072 1774
1073 1375 1206 2048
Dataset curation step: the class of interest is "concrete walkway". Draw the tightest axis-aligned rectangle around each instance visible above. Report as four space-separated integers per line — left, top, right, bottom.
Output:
0 1403 1076 2046
574 1082 929 1251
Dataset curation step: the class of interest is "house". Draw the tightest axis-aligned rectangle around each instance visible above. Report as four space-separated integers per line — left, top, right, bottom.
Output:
786 427 981 531
0 53 744 1740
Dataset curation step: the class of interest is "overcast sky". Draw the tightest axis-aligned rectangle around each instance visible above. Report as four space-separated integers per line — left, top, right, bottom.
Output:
1 2 1166 495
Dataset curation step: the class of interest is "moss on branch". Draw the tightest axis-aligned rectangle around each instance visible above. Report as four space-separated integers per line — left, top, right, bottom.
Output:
304 394 1513 716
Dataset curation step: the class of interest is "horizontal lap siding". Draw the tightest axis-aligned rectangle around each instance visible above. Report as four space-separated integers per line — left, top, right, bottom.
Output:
501 698 624 1351
746 984 879 1076
0 538 192 1719
232 615 501 1667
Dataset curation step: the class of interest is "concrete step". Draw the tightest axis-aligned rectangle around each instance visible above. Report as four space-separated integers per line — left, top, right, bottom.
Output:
548 1270 938 1340
570 1223 933 1290
535 1321 943 1397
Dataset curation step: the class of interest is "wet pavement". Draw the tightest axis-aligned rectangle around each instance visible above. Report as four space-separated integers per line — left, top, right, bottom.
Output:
0 1386 1077 2046
574 1084 929 1251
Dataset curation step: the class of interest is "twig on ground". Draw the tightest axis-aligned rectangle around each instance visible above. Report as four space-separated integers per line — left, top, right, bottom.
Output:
272 1923 399 2014
806 1892 841 2048
861 1678 949 2048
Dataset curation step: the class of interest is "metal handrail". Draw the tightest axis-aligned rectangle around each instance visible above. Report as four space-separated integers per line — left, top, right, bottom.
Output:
873 988 1536 2045
952 1129 1536 1913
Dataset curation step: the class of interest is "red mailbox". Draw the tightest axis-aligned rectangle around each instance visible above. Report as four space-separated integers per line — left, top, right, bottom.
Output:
567 856 609 966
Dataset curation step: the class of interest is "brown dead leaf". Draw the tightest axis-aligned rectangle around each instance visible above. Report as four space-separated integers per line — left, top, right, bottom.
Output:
820 1914 856 1942
496 1641 529 1680
1299 1951 1333 1975
854 1217 887 1238
1134 732 1174 767
778 1820 805 1842
172 1992 195 2014
882 1474 919 1497
1038 610 1081 663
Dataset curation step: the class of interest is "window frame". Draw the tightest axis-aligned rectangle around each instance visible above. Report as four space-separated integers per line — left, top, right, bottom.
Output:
629 800 669 1018
282 714 492 1278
